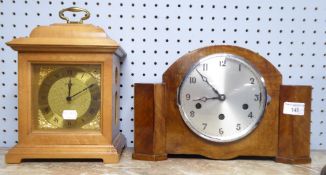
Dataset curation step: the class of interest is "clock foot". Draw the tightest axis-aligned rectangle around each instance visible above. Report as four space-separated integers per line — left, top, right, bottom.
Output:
5 153 22 164
132 152 167 161
275 156 311 164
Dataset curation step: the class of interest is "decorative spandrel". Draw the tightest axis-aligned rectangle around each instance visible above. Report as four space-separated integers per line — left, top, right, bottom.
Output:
33 64 101 130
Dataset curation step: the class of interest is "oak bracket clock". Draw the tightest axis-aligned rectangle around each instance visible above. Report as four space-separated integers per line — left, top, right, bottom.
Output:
133 45 312 164
6 7 126 163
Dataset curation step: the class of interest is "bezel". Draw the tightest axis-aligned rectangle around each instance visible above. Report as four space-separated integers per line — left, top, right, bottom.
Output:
177 53 268 143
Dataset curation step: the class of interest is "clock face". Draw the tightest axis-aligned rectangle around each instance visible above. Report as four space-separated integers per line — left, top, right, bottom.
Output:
177 54 267 142
33 64 101 130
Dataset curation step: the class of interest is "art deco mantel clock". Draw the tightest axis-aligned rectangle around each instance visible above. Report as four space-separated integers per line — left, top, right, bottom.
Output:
133 45 312 164
5 7 126 163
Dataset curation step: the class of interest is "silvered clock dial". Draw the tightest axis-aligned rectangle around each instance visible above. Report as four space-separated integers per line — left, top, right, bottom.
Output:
177 53 268 142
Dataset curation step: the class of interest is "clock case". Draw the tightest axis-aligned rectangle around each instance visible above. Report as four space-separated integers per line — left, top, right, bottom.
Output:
133 45 311 164
5 14 126 163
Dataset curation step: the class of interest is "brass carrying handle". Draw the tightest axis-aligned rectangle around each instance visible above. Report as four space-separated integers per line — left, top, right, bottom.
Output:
59 7 90 24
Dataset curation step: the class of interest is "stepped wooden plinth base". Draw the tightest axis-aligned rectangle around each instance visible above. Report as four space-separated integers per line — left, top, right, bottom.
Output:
6 134 126 164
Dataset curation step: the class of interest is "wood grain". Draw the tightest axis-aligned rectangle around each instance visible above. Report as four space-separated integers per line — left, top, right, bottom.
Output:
133 84 167 161
133 84 155 155
163 45 282 159
5 23 126 163
7 24 126 56
134 46 312 164
276 85 312 164
6 133 126 164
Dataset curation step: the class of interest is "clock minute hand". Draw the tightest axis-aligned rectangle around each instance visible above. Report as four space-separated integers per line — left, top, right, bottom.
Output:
195 69 226 101
66 84 94 101
193 96 221 102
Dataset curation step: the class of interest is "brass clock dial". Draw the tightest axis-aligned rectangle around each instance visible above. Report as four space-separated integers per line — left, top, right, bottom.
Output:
35 64 101 129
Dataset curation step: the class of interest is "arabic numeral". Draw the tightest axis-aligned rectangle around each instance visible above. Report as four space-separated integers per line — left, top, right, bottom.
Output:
186 93 191 100
219 128 224 135
203 63 208 71
236 124 241 131
189 77 196 84
254 94 259 101
254 93 262 102
248 112 253 118
250 77 255 84
202 123 207 130
291 107 299 113
219 60 226 67
190 111 195 117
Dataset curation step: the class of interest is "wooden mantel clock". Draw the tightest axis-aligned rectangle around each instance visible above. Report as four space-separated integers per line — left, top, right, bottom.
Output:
5 7 126 163
133 45 312 164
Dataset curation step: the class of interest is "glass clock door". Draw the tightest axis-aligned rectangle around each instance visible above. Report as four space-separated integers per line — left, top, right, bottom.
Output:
31 64 101 130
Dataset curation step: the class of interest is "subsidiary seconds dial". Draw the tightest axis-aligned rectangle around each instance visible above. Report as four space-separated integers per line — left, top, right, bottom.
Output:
177 54 268 142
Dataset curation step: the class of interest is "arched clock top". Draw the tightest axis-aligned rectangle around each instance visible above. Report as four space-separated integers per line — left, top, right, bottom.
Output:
163 45 282 91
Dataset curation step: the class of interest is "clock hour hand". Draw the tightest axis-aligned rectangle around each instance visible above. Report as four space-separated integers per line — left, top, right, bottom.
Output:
193 96 221 102
195 69 226 101
67 77 72 98
66 83 95 101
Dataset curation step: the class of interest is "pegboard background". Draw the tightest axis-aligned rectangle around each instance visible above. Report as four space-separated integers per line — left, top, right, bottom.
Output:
0 0 325 149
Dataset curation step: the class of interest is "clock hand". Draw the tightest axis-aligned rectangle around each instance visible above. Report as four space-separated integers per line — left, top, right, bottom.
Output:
195 69 226 101
66 83 94 101
193 96 221 102
67 77 72 98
